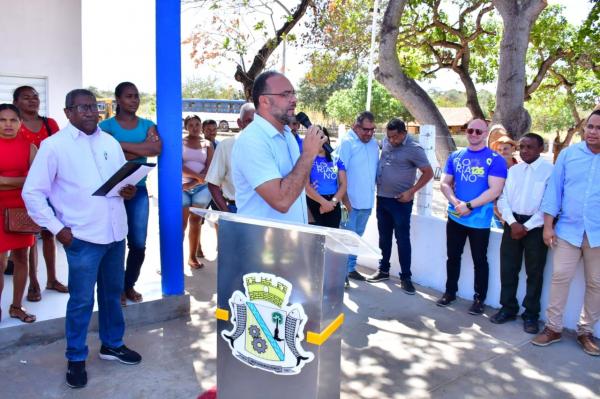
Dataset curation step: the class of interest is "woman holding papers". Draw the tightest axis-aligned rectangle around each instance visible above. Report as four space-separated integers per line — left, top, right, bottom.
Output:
99 82 162 305
0 104 38 323
182 115 214 269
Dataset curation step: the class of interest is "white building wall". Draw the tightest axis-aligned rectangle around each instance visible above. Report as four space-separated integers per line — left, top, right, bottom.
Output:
359 213 600 337
0 0 82 127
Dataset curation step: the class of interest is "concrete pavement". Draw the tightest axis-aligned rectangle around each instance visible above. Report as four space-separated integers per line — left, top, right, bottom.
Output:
0 255 598 399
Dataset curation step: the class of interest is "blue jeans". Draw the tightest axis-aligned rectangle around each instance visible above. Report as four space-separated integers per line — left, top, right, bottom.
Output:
64 238 126 361
341 208 372 273
182 184 212 208
124 186 149 290
377 197 413 279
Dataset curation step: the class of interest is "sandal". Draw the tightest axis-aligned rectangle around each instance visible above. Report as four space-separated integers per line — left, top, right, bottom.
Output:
46 280 69 293
121 293 127 307
188 258 204 270
9 305 36 323
26 285 42 302
125 288 143 303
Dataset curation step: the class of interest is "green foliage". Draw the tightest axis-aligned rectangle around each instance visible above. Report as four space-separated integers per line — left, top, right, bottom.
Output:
525 3 600 133
526 91 575 133
305 0 500 115
325 74 411 124
297 54 357 113
182 77 244 99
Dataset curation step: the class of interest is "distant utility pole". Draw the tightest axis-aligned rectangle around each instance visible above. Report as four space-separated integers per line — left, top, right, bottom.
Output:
282 40 287 73
366 0 379 112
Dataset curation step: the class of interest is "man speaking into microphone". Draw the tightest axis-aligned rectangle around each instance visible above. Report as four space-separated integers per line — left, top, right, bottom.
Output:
231 71 327 223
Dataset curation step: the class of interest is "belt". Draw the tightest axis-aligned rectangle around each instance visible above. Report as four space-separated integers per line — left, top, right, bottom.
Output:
513 213 532 224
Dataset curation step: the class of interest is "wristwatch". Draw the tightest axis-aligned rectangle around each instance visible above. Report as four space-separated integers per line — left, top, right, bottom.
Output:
466 202 473 210
331 197 338 203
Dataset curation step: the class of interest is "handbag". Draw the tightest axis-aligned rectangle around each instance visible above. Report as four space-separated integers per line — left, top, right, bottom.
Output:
3 208 41 234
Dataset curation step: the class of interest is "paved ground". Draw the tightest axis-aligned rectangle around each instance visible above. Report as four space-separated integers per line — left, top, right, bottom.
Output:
0 254 598 399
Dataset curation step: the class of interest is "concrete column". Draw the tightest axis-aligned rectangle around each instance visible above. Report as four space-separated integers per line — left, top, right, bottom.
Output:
156 0 184 295
417 125 437 216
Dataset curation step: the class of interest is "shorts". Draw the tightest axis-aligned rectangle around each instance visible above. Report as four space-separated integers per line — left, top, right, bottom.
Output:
182 184 212 208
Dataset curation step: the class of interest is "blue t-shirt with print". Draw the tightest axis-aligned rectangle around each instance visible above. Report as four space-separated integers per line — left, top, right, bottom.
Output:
310 155 346 196
445 147 507 228
99 117 155 186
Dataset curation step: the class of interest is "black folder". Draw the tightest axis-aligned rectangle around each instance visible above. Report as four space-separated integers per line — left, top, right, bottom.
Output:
92 161 156 196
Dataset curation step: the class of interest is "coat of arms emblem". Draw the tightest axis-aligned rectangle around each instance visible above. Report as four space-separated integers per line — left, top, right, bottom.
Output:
222 272 314 375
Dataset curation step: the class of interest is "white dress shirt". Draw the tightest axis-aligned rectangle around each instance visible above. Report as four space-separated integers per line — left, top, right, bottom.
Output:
497 157 553 230
22 123 128 244
205 136 236 200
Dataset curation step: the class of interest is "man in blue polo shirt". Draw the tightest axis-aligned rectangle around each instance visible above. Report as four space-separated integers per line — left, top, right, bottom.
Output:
231 71 326 223
336 111 380 286
438 118 507 315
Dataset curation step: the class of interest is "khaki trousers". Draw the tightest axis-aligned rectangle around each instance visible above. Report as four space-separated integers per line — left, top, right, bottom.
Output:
546 234 600 334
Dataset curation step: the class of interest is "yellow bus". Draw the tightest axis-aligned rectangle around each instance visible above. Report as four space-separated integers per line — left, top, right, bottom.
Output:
97 98 116 121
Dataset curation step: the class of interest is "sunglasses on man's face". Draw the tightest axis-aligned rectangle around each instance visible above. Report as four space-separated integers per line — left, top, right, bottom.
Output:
466 128 484 136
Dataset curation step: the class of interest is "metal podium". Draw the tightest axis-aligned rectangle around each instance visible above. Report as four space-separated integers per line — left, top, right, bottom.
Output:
192 209 381 399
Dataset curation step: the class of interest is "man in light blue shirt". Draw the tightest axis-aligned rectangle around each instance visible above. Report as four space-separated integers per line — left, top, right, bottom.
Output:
231 71 325 223
532 110 600 356
336 111 380 284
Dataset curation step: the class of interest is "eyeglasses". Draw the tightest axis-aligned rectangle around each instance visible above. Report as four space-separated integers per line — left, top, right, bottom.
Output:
359 125 376 133
261 90 297 99
67 104 100 113
466 128 484 136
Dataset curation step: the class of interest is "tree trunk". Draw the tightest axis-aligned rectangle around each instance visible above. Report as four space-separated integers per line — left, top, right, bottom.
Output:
492 0 547 138
377 0 456 163
234 0 312 100
454 65 486 120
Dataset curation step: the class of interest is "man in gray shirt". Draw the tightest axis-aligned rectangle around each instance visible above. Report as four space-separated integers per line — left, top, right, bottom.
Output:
367 118 433 294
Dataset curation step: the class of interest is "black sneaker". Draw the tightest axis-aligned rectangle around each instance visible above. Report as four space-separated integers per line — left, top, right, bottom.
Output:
436 293 456 307
400 279 416 295
523 319 540 334
347 270 366 281
490 310 517 324
468 299 485 315
344 277 350 289
366 271 389 283
99 345 142 365
66 360 87 389
4 259 14 275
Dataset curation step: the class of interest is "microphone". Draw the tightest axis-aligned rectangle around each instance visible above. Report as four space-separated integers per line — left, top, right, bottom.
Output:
295 112 334 154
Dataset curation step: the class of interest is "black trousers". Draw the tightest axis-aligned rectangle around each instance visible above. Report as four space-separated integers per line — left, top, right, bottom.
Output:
306 195 341 228
445 218 490 300
499 223 547 319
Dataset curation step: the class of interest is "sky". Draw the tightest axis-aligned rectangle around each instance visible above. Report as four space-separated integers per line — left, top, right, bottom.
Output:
82 0 593 94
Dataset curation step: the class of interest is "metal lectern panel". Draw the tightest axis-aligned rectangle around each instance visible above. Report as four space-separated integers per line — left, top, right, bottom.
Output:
216 218 346 399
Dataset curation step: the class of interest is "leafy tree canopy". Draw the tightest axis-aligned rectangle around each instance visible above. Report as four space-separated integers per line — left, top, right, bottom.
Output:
325 74 411 124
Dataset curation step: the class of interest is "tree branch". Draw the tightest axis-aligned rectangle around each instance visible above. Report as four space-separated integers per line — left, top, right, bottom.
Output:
525 49 565 99
234 0 312 99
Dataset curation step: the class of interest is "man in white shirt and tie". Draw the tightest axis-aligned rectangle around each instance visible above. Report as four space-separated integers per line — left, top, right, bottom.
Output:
22 89 141 389
491 133 553 334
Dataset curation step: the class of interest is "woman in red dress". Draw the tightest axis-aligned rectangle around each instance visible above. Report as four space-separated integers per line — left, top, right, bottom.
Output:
12 86 67 302
0 103 38 323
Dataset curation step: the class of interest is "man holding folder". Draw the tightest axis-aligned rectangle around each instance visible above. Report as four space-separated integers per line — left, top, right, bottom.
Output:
23 89 141 389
